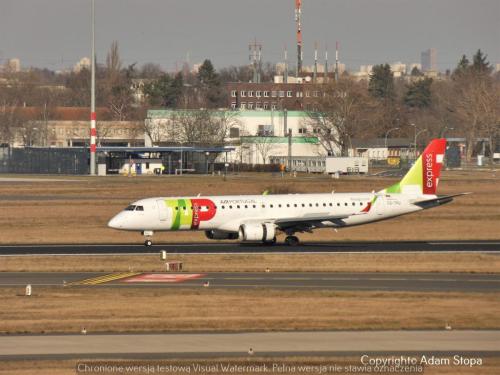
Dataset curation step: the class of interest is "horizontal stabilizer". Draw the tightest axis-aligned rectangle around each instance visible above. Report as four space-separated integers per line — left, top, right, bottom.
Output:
412 192 471 209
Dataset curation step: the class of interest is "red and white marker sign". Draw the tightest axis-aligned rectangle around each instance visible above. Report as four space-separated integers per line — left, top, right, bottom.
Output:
122 273 204 283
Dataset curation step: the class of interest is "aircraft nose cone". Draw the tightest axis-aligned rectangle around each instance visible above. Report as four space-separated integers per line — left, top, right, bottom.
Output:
108 215 123 229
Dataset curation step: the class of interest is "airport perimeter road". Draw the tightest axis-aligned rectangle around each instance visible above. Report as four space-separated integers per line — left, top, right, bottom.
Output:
1 272 499 292
0 331 499 360
0 240 499 255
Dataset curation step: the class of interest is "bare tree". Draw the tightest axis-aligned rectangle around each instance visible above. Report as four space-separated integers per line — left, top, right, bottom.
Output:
175 110 237 146
0 104 22 145
254 136 276 164
306 78 373 156
448 72 498 161
106 41 122 83
143 117 172 145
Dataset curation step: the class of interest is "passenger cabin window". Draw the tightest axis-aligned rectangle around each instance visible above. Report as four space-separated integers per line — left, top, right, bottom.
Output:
125 205 136 211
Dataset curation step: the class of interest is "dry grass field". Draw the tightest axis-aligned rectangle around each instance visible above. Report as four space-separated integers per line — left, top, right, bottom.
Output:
1 357 500 375
1 252 499 273
0 170 498 244
1 287 498 334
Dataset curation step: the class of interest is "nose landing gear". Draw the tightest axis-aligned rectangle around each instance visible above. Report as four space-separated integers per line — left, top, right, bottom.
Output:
142 231 154 247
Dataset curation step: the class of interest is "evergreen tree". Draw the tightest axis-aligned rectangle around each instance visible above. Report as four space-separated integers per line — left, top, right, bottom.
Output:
197 59 224 108
404 78 433 108
197 59 220 87
368 64 395 99
410 66 423 77
452 54 470 79
471 49 492 75
144 72 183 107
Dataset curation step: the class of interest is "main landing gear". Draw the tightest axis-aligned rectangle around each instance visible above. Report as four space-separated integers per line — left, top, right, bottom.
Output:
284 235 300 246
263 236 277 245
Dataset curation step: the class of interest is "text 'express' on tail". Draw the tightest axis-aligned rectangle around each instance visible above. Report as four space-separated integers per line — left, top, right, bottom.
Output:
381 138 447 196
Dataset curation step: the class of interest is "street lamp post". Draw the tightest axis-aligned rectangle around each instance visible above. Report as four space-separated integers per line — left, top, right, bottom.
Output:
384 127 400 158
205 151 210 174
410 123 417 161
179 145 183 176
415 129 428 158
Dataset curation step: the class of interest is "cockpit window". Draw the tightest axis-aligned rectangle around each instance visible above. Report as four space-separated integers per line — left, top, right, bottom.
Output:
135 206 144 211
125 205 136 211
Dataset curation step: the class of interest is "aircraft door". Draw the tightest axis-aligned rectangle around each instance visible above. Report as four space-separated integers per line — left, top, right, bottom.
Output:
156 199 169 221
375 194 386 216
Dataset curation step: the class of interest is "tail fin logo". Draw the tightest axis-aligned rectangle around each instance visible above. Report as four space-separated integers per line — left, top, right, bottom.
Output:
423 149 444 195
381 139 446 196
425 153 434 190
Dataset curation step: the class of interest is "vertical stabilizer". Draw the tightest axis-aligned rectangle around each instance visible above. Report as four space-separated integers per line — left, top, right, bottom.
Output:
381 139 447 195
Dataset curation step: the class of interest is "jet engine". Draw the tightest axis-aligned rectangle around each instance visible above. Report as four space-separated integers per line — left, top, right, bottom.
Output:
238 223 276 242
205 230 239 240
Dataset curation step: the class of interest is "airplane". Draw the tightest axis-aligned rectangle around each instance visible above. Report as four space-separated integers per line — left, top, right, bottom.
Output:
108 139 468 246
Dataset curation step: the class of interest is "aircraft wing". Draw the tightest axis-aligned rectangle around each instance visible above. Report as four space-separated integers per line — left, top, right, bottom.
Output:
274 213 351 229
412 192 472 209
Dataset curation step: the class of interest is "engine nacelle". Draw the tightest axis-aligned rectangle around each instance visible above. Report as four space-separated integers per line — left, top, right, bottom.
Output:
238 223 276 242
205 230 239 240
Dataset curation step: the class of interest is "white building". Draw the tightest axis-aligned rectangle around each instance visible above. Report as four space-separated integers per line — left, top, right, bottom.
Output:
146 109 331 165
73 57 91 73
5 58 21 73
390 62 407 78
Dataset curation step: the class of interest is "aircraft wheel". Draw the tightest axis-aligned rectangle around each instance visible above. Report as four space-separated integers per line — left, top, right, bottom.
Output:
263 236 277 245
144 239 153 247
285 235 299 246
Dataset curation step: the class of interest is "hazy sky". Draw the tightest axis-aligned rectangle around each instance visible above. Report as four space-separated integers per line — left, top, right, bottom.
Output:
1 0 499 72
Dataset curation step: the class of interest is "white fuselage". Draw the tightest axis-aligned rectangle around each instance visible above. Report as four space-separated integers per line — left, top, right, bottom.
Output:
108 192 427 234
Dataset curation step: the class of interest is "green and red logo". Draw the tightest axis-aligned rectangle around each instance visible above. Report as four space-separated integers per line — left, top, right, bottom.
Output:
163 198 217 230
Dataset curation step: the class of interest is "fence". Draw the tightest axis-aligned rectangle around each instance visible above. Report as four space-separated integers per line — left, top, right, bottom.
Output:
0 147 89 175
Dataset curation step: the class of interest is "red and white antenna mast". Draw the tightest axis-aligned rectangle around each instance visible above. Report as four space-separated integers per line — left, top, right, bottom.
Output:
295 0 302 76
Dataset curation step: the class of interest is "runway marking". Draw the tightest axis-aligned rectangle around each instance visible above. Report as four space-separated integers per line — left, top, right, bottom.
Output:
2 251 499 258
122 273 204 283
67 272 140 285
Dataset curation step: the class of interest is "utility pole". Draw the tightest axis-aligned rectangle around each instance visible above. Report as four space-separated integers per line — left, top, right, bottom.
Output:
335 41 339 82
324 45 329 84
288 129 293 172
295 0 302 77
313 42 318 83
283 108 288 135
249 39 262 83
284 47 288 83
90 0 96 175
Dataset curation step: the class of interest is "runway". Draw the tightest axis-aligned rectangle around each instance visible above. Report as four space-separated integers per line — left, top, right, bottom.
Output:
1 240 499 255
0 330 498 360
1 271 498 292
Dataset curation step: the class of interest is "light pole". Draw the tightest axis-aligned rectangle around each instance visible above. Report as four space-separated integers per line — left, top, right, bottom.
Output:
179 144 183 175
205 151 210 174
384 127 400 157
409 123 417 160
415 129 428 158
